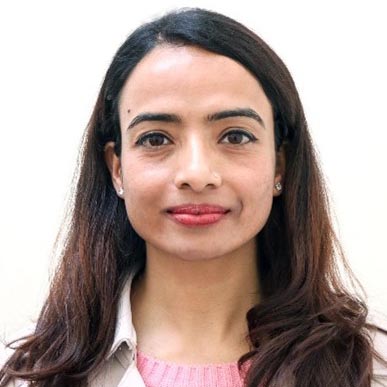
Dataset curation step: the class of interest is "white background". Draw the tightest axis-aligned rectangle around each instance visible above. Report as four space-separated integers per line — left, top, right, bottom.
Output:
0 0 386 340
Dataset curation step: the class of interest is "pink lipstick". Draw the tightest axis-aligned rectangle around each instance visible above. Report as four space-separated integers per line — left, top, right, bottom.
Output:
166 204 229 226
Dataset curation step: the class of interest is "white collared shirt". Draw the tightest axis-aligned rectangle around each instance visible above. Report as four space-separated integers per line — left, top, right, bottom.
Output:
87 273 145 387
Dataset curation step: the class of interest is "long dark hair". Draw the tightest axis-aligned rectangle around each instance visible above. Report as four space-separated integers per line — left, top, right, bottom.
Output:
1 8 385 387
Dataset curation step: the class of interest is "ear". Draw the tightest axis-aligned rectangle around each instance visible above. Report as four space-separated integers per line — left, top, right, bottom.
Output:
273 145 286 197
104 141 123 195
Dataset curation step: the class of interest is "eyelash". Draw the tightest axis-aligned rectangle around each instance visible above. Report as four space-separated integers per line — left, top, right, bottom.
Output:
134 129 258 148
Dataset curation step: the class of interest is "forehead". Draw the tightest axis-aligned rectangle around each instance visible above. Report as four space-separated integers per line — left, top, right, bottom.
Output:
119 45 273 125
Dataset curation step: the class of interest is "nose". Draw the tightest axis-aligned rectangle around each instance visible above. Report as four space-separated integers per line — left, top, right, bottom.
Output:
173 137 222 192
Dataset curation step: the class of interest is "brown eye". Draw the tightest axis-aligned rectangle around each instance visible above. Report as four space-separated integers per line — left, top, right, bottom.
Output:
221 129 257 145
135 132 171 148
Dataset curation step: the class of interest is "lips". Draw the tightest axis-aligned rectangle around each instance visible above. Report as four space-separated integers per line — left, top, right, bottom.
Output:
166 204 230 226
167 204 228 215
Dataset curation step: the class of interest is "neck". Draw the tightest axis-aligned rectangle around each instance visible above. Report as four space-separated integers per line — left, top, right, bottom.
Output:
131 239 260 363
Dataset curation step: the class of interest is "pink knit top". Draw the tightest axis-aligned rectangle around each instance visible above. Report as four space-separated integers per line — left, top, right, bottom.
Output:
136 350 249 387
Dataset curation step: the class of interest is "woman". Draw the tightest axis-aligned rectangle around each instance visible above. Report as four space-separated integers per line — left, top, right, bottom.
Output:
1 7 386 387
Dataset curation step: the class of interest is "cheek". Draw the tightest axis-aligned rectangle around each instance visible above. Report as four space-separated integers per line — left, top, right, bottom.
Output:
233 158 276 223
242 173 275 213
234 153 276 193
121 158 169 223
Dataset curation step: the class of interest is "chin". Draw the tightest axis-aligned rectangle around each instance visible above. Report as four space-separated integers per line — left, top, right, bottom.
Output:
166 243 243 262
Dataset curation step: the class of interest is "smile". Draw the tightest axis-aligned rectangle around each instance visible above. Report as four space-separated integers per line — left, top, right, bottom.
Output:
166 204 230 226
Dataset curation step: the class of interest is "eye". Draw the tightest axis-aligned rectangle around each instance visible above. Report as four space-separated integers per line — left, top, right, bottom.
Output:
135 132 172 148
220 129 257 145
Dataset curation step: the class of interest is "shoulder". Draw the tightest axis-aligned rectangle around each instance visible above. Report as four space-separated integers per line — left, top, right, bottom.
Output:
369 314 387 386
1 343 27 387
373 327 387 371
0 325 35 387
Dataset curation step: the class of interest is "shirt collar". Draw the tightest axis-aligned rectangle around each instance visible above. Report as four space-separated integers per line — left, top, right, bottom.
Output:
107 272 138 360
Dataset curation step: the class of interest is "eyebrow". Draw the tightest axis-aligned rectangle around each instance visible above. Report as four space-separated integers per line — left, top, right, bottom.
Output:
208 108 265 129
126 107 265 130
127 113 181 130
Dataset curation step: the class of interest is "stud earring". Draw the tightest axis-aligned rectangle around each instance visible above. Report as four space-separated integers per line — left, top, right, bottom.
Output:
118 187 124 196
275 182 282 191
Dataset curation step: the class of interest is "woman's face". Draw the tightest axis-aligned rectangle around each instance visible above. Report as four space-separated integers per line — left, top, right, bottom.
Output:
106 45 284 261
